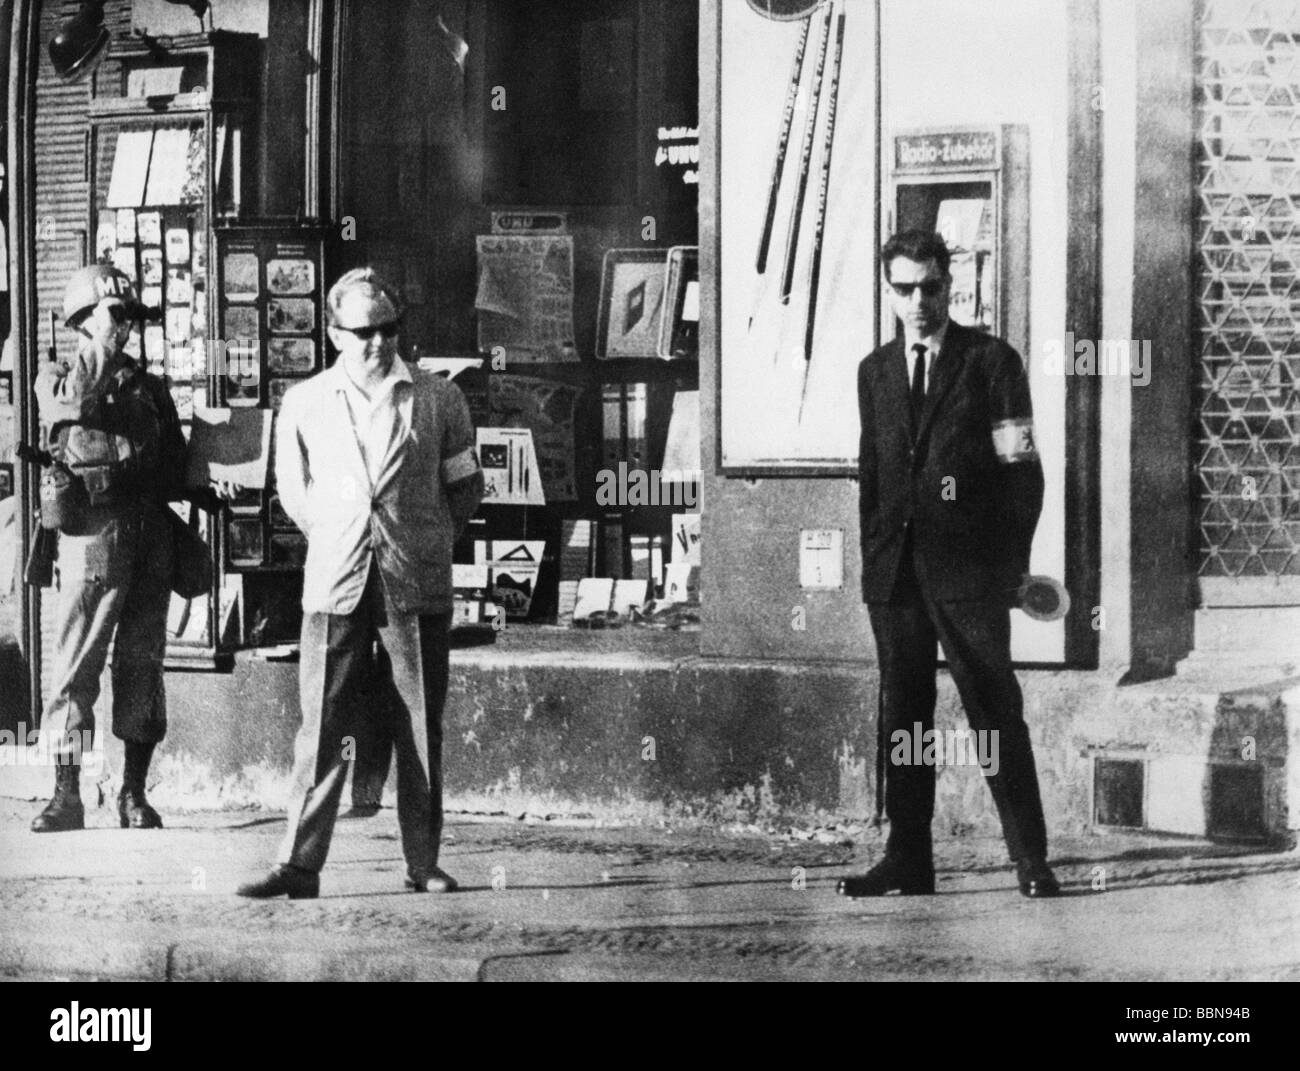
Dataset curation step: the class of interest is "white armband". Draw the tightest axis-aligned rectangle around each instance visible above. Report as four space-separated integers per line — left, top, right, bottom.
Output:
992 418 1038 464
441 446 480 484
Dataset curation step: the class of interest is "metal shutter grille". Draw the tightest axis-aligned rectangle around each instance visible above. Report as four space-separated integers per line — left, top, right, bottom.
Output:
1195 1 1300 603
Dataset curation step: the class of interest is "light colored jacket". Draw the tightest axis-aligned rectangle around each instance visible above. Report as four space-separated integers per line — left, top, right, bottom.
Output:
274 363 481 615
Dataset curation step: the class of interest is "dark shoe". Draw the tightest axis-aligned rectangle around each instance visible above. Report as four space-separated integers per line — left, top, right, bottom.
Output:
340 803 381 819
405 865 458 893
118 789 163 829
236 865 319 899
1017 858 1062 899
31 762 85 834
119 742 163 829
837 855 935 897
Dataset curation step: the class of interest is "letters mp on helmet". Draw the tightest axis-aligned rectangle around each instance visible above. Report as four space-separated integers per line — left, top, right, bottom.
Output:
61 264 158 326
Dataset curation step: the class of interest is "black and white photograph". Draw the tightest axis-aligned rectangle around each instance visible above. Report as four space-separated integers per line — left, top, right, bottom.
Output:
0 0 1294 1037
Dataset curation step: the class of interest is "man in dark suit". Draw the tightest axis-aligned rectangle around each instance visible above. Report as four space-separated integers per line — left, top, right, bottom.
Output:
838 230 1060 899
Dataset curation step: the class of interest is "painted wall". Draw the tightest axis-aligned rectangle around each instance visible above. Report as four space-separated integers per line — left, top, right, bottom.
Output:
1098 0 1136 669
1129 0 1195 675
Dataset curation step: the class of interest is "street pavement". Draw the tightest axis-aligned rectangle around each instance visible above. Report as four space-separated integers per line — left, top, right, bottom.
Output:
0 799 1297 982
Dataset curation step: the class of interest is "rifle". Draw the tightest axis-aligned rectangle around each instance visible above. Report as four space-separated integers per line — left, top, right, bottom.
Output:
18 312 63 586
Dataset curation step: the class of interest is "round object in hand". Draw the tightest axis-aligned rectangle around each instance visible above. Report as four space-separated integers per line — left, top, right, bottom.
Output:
1017 575 1071 623
746 0 824 21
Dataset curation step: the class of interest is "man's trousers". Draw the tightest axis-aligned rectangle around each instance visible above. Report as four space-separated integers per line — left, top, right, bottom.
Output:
278 565 451 878
349 649 396 810
42 503 172 757
866 551 1048 864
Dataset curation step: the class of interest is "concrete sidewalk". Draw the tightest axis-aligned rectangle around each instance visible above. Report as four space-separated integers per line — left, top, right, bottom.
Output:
0 799 1297 981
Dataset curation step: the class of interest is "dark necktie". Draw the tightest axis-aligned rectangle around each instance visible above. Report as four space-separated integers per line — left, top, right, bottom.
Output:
910 343 927 432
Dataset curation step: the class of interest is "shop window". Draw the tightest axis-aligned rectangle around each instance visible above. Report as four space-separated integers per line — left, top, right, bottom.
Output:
483 0 638 206
336 0 700 634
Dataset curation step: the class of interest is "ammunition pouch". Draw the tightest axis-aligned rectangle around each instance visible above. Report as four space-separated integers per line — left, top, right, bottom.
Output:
38 465 87 532
52 424 146 516
36 366 168 533
78 461 132 501
37 429 146 533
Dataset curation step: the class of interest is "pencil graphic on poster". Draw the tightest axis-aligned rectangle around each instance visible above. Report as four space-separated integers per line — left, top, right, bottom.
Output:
756 14 811 276
780 2 833 304
800 7 845 417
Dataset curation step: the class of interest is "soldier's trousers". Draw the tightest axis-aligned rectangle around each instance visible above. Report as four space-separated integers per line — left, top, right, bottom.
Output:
42 503 173 756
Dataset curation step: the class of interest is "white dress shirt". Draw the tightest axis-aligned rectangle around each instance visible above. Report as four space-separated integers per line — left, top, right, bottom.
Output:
904 320 950 394
336 358 414 490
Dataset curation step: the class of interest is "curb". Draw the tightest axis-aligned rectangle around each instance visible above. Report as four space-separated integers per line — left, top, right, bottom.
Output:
0 923 485 982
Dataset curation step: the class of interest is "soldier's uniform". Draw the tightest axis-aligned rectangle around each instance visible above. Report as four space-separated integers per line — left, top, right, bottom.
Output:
30 265 187 833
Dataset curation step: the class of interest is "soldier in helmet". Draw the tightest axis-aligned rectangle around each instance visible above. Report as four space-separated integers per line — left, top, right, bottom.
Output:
31 264 211 833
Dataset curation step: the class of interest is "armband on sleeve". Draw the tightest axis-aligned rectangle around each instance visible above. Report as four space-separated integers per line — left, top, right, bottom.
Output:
991 418 1038 464
441 445 480 485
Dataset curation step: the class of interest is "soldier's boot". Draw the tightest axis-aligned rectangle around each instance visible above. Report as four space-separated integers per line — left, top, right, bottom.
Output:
118 741 163 829
31 761 85 833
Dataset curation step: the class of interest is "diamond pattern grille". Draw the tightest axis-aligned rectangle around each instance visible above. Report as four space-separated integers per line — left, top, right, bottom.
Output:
1196 1 1300 579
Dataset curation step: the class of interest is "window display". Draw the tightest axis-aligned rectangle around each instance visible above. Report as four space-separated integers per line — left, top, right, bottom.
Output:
212 223 329 572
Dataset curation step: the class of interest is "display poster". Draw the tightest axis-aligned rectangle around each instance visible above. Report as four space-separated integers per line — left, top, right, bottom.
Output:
719 1 877 470
185 408 273 490
597 250 668 359
474 235 577 363
475 540 547 619
488 375 580 502
476 427 545 506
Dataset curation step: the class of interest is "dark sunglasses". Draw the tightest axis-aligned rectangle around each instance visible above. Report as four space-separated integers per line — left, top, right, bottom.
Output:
336 319 401 341
890 279 946 298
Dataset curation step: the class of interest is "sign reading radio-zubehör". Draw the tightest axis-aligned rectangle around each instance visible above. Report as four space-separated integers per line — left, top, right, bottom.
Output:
893 129 1001 174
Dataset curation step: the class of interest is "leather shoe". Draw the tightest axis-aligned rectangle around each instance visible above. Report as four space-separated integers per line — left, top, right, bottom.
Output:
405 864 459 893
236 865 319 899
118 789 163 829
837 856 935 897
1017 858 1061 899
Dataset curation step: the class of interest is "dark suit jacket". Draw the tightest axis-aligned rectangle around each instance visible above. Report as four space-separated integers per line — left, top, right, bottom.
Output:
858 320 1044 603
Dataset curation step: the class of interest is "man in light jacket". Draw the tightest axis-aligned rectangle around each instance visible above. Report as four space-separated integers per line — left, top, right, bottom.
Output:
238 267 484 898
